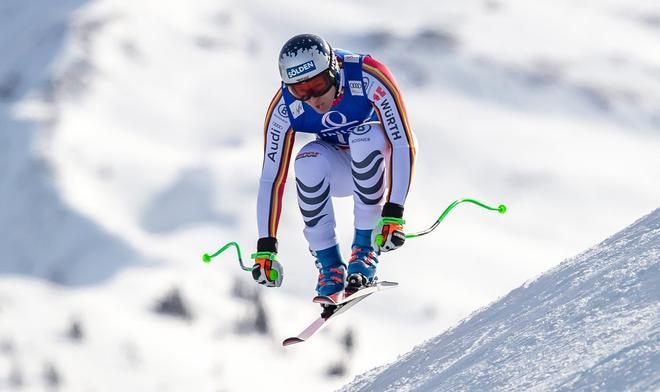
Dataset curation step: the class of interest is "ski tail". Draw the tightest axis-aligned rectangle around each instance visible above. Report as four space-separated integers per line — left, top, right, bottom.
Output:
283 337 305 346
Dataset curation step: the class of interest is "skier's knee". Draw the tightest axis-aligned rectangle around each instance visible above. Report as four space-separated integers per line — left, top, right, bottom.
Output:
295 143 329 181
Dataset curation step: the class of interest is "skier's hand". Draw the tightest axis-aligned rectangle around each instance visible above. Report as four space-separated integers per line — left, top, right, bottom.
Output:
251 251 283 287
251 237 283 287
373 217 406 252
372 202 406 253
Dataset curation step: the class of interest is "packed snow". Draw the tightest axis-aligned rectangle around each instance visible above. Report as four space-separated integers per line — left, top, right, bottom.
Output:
341 209 660 391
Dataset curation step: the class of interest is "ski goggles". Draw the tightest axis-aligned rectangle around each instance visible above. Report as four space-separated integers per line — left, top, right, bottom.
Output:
286 70 336 101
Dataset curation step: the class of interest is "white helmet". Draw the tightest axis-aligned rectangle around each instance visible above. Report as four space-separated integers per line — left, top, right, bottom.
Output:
278 33 339 85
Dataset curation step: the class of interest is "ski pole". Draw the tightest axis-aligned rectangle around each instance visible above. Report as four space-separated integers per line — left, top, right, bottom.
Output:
405 198 506 239
202 241 252 272
204 198 506 271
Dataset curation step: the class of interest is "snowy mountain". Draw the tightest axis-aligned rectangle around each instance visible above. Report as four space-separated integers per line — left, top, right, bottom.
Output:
342 209 660 391
1 0 660 390
0 0 140 284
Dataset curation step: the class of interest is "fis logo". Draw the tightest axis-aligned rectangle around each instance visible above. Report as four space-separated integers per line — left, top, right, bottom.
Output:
289 100 304 119
287 61 316 79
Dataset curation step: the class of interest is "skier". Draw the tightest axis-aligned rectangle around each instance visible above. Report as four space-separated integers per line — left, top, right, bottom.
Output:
250 33 417 311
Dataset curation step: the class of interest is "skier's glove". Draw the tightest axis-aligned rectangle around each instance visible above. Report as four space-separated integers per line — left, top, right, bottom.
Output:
251 237 283 287
372 202 406 253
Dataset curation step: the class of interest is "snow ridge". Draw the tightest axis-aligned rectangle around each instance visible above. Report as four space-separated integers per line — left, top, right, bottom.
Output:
342 209 660 391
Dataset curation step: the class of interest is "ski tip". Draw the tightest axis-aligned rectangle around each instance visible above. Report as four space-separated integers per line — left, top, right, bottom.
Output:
380 281 399 287
282 337 305 346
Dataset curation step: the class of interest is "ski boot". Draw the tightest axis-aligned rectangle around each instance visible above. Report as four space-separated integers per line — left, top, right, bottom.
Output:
347 246 379 290
347 229 379 291
312 245 346 318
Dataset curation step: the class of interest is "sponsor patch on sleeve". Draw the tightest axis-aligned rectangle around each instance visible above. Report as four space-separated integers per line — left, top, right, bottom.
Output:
349 80 364 96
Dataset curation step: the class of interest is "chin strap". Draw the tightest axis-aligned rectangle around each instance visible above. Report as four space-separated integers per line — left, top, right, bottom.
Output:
332 71 342 99
328 46 342 99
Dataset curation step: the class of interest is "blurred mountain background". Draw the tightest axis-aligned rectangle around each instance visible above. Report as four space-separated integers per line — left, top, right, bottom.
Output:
1 0 659 390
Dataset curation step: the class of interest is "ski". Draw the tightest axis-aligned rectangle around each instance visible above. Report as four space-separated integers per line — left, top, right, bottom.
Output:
282 294 369 346
313 280 398 306
282 281 398 346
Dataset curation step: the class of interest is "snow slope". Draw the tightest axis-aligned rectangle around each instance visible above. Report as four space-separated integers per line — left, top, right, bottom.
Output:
342 208 660 391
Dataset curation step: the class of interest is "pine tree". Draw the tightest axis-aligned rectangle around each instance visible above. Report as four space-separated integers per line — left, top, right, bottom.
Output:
154 287 193 320
43 361 62 388
67 320 84 341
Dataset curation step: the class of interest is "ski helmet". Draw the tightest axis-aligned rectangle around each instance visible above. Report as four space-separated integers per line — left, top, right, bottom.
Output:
278 33 339 88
